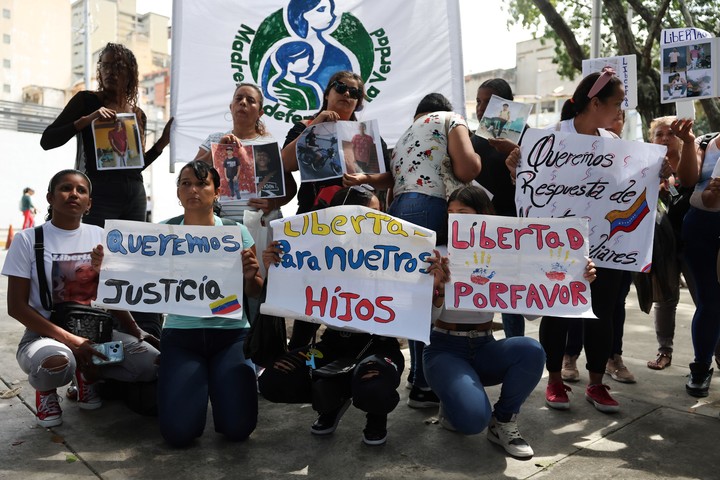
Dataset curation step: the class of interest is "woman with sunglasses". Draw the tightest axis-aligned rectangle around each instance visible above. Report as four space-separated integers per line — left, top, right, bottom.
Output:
344 92 481 409
281 70 392 348
259 186 404 446
41 43 172 228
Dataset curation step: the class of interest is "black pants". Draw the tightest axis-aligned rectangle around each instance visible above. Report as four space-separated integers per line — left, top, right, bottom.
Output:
540 267 624 374
259 330 404 415
84 176 147 228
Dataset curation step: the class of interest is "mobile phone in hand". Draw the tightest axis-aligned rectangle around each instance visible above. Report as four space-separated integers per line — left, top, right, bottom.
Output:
91 341 124 365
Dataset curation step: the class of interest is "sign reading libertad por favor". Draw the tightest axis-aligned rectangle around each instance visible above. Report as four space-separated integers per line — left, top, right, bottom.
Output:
448 215 594 318
94 220 246 318
261 206 435 343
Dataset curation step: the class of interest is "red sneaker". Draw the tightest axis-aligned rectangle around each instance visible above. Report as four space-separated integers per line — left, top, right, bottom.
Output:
545 382 571 410
36 390 62 427
585 384 620 413
76 371 102 410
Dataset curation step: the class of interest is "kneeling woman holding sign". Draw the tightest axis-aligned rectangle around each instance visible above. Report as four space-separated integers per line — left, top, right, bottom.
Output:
424 186 597 459
94 161 263 447
259 186 405 446
2 169 159 428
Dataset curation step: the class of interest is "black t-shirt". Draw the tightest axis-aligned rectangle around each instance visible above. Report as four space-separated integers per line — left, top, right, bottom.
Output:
41 91 156 182
471 134 517 217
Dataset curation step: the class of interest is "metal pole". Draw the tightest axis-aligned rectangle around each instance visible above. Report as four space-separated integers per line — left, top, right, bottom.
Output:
84 0 91 89
591 0 601 59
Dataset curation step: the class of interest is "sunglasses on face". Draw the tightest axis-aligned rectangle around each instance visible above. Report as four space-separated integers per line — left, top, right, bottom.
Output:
331 81 363 100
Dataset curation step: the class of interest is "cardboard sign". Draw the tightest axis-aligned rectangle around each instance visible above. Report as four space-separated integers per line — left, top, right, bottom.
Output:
94 220 245 317
447 214 594 318
261 205 435 343
515 128 666 272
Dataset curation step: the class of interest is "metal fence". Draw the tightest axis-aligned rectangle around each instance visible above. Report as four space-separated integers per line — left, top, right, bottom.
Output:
0 101 63 134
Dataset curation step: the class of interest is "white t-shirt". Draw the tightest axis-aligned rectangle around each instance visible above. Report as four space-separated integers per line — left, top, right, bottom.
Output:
199 131 277 223
689 136 720 211
2 222 103 345
551 119 618 139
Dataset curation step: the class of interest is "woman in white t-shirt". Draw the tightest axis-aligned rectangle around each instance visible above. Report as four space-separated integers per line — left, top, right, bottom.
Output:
194 83 296 223
2 169 159 428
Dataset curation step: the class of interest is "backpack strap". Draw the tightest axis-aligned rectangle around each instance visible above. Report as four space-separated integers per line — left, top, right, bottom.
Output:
165 215 237 226
165 215 184 225
34 226 53 311
699 132 719 151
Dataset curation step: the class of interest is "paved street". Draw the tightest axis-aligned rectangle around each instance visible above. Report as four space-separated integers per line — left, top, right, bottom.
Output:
1 249 718 479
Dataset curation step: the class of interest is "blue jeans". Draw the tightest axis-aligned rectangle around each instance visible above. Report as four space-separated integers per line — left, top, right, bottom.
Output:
389 192 448 389
501 313 525 337
158 328 257 447
682 208 720 365
424 330 545 434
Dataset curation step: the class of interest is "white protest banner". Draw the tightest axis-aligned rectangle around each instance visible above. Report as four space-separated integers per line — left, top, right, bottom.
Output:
447 214 594 318
582 55 637 110
261 205 435 343
515 128 666 272
170 0 464 163
94 220 245 318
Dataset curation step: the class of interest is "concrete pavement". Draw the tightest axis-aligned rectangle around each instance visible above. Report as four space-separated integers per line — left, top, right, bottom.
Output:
1 248 718 479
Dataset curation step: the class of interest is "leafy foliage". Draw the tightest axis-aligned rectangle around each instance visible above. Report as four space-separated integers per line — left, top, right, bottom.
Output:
506 0 720 135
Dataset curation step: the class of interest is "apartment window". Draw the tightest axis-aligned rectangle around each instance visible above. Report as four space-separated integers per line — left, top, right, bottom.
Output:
3 84 10 93
2 9 10 19
3 59 9 68
2 34 9 44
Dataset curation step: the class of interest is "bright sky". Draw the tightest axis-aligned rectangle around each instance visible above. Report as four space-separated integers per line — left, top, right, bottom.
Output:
136 0 532 74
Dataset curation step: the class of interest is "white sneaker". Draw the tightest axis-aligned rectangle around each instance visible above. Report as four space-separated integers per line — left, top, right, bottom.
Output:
437 403 456 432
487 415 534 458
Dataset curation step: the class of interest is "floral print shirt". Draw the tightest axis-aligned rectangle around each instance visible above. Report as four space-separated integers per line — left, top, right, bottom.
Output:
391 111 467 199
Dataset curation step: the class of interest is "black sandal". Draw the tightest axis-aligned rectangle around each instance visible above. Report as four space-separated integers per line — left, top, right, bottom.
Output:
647 352 672 370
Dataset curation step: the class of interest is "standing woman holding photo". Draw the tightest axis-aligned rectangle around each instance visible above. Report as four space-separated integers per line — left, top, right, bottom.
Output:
41 43 172 228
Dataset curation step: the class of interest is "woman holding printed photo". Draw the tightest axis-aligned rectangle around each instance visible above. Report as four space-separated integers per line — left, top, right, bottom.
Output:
41 43 172 228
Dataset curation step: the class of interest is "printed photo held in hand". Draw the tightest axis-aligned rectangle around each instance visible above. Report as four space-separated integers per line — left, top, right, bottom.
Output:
211 142 257 203
296 120 385 182
475 95 532 144
447 214 594 318
261 205 436 343
660 33 717 103
91 113 144 170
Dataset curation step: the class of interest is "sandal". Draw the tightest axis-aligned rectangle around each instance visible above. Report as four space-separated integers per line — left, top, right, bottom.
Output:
647 353 672 370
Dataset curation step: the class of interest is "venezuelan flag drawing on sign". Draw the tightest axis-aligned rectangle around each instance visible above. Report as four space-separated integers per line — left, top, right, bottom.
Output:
210 294 242 315
605 189 650 238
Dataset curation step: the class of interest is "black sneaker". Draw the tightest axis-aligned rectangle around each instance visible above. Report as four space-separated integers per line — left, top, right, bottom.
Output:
686 363 713 398
407 385 440 408
362 413 387 446
310 399 352 435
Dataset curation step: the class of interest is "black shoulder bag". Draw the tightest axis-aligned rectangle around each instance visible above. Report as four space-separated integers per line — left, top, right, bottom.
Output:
34 226 113 343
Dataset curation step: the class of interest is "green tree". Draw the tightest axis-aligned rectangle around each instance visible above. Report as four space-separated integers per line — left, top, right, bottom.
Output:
507 0 720 136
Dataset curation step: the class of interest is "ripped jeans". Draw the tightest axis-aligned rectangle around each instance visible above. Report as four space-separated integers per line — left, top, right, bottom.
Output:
16 330 159 392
